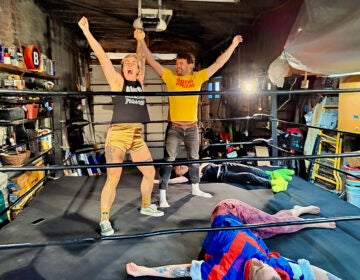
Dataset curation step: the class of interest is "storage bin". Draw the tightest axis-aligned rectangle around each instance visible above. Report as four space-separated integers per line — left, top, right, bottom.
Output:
346 184 360 208
344 165 360 181
25 104 39 119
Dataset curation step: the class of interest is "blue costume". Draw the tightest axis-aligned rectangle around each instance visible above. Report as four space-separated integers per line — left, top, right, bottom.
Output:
190 214 310 280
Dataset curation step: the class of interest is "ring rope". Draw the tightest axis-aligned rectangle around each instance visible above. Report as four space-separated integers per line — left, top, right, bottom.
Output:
0 215 358 250
310 160 360 181
1 152 360 172
1 88 360 97
276 118 360 138
202 138 272 147
67 113 270 127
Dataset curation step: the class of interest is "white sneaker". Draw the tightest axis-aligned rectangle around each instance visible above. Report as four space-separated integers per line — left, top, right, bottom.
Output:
192 183 212 198
159 200 170 208
99 220 114 236
140 204 164 217
192 190 213 198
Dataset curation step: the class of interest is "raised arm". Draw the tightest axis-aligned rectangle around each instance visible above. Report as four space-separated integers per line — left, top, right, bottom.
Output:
134 29 146 87
136 30 164 77
78 16 121 89
207 35 243 79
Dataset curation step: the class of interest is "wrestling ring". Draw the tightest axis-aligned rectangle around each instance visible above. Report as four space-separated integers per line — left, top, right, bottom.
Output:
0 88 359 279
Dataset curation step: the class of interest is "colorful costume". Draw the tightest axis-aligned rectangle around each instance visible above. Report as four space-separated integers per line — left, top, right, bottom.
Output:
211 199 305 239
190 214 311 280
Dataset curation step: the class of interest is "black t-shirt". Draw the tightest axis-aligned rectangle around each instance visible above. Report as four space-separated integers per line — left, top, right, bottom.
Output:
110 79 150 123
200 163 220 182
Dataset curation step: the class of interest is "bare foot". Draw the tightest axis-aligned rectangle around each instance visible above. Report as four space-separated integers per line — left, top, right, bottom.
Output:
303 221 336 229
291 205 320 217
126 262 143 277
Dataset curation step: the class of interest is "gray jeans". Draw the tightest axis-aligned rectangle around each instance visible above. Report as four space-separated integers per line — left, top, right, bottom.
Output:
159 124 200 189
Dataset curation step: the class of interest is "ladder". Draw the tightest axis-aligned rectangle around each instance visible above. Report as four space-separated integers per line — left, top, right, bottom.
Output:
310 131 343 192
308 96 343 192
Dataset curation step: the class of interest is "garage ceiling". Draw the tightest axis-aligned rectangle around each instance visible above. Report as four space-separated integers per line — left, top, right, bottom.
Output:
37 0 293 65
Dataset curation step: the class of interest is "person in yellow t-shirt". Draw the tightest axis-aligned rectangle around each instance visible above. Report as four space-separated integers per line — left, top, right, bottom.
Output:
138 31 243 207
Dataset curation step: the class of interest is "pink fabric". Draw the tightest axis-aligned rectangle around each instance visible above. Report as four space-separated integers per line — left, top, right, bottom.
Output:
211 199 304 239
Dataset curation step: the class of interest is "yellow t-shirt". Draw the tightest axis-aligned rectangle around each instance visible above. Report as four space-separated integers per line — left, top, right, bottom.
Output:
162 68 208 122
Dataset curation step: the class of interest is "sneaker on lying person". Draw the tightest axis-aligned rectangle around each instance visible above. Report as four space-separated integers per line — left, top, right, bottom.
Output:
270 173 288 193
140 204 164 217
266 168 294 182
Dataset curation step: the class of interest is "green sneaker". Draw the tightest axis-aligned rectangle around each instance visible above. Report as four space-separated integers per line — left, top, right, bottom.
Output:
266 169 294 182
270 173 288 193
140 204 164 217
274 168 295 182
99 220 114 236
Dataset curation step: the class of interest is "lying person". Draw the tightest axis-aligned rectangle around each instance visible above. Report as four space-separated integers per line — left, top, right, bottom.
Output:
126 199 339 279
155 161 295 207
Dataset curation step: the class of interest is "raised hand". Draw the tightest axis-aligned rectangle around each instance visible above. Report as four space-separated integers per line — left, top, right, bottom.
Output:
78 16 89 32
233 35 243 46
134 29 145 40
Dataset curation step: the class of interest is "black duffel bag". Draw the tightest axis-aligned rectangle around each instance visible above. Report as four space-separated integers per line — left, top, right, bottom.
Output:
0 107 25 122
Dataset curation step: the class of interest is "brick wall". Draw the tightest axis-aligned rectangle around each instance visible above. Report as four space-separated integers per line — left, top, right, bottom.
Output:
0 0 78 90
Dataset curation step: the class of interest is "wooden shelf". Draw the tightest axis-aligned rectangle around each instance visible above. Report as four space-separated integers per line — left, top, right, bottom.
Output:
0 64 59 80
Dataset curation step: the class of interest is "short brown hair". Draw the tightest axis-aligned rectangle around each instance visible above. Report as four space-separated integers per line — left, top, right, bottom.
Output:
176 52 195 65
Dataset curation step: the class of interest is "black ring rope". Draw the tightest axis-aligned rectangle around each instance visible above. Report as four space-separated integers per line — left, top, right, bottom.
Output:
1 88 360 97
1 152 360 172
63 113 358 141
0 215 358 250
202 138 272 147
308 160 360 181
66 114 269 127
275 119 360 138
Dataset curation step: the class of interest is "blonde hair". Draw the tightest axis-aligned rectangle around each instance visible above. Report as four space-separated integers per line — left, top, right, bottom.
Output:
121 54 141 76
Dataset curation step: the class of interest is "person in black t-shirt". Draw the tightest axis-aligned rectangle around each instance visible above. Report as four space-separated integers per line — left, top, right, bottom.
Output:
78 16 163 237
154 161 294 193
